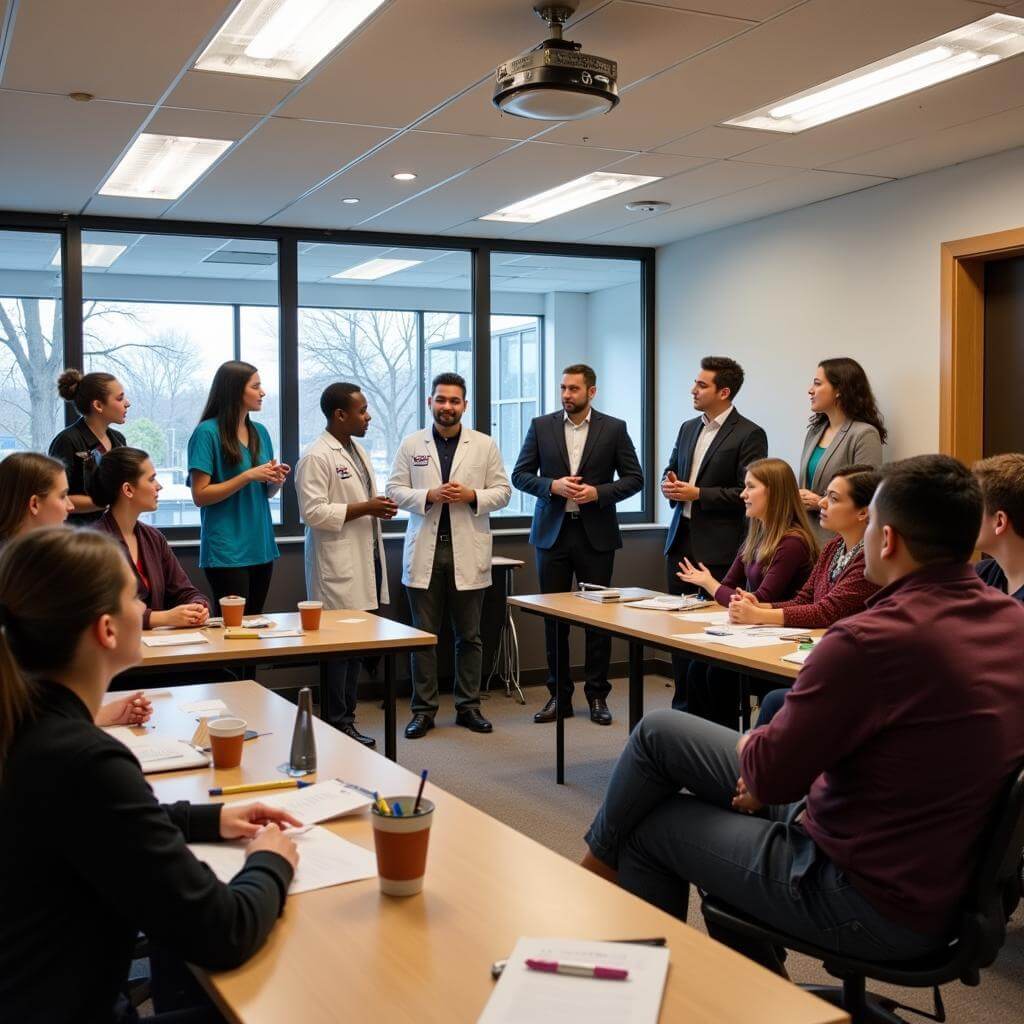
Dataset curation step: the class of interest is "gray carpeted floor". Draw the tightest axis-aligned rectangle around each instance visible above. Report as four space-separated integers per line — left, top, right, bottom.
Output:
353 674 1024 1024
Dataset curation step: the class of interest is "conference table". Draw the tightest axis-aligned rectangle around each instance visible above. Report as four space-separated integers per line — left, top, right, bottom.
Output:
141 680 846 1024
508 592 822 783
132 610 436 762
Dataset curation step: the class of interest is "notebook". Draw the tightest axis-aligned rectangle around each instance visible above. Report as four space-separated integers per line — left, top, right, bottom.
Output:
104 727 210 774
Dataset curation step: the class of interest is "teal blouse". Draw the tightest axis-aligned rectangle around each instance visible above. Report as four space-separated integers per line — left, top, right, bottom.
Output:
806 443 828 490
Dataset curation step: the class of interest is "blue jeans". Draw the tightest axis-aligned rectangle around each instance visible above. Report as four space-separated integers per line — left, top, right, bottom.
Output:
585 710 941 968
757 687 790 727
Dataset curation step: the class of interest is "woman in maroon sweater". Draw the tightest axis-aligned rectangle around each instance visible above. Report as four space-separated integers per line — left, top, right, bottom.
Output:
678 458 818 727
88 448 211 630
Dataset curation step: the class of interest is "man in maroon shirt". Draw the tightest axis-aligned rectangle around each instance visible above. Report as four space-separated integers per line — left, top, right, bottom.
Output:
582 454 1024 967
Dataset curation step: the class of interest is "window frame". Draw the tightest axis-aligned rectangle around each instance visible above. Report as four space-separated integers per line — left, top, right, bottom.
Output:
0 211 655 538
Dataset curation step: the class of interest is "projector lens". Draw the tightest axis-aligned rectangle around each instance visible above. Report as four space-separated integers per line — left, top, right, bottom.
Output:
498 88 615 120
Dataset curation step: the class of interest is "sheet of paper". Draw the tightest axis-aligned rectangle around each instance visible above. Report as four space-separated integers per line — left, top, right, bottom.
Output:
229 779 372 824
742 627 808 638
242 616 273 628
630 595 710 612
339 617 366 623
142 631 209 648
478 938 670 1024
782 649 812 665
674 610 730 624
177 697 229 715
259 628 303 638
674 633 788 649
189 824 376 895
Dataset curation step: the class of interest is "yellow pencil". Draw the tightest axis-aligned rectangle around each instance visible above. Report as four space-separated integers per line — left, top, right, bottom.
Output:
374 792 392 815
208 779 312 796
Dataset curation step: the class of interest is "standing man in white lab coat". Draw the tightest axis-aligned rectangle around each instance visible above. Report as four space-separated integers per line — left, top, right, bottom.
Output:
296 382 397 747
387 372 511 739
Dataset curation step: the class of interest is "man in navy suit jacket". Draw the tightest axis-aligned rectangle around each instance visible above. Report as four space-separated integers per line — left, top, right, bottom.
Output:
662 356 767 707
513 364 643 725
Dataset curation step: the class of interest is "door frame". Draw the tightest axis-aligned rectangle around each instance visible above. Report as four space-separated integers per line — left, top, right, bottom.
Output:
941 225 1024 463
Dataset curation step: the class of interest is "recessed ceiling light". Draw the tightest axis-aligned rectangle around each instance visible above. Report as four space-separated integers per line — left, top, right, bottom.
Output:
194 0 389 81
332 257 423 280
99 134 232 200
392 171 417 181
341 197 361 204
51 243 128 268
726 13 1024 133
480 171 661 224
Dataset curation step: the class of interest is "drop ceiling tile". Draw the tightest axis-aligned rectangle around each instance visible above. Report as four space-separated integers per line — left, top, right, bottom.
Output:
168 118 393 223
268 131 521 228
0 92 146 212
1 0 231 102
364 140 631 235
280 0 562 128
538 0 996 152
165 71 295 117
82 195 176 217
148 107 260 141
825 103 1024 178
655 125 767 158
590 168 889 245
639 0 806 19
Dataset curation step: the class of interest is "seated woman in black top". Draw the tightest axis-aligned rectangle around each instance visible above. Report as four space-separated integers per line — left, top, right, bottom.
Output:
48 368 129 525
89 448 211 629
0 529 300 1023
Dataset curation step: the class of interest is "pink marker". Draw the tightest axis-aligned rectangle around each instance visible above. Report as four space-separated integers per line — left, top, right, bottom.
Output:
525 959 629 981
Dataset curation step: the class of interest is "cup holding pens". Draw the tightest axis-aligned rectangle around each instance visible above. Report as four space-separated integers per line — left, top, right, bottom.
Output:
371 797 435 895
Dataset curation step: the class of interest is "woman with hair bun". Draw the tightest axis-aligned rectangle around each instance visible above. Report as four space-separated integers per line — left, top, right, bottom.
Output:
48 368 130 525
90 447 210 630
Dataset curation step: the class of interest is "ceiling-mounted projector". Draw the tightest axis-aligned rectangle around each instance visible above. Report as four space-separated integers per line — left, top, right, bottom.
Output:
493 2 619 121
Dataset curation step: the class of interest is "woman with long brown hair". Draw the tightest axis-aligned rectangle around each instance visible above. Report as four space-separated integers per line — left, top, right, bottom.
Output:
0 451 74 543
0 528 298 1022
677 457 818 727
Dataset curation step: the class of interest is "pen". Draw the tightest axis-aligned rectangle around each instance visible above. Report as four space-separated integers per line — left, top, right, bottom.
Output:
413 768 428 813
209 779 312 796
392 802 403 817
525 959 629 981
374 792 392 815
491 938 665 978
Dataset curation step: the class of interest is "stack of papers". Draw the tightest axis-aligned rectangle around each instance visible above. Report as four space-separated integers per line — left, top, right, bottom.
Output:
142 631 209 648
104 726 210 774
675 610 730 624
230 778 372 824
479 938 670 1024
673 633 789 649
630 595 709 612
189 825 376 895
178 698 229 715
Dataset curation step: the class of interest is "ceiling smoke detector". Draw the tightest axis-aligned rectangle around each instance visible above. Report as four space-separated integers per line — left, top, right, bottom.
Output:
493 2 619 121
625 199 670 213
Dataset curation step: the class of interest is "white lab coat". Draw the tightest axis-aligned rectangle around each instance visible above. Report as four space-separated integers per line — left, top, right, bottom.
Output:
387 427 511 590
295 431 389 611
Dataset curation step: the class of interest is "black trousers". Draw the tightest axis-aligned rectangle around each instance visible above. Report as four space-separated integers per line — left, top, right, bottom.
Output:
203 561 274 615
536 516 616 704
666 530 730 712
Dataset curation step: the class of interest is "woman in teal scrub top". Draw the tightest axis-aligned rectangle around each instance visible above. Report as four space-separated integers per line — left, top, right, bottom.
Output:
187 361 289 613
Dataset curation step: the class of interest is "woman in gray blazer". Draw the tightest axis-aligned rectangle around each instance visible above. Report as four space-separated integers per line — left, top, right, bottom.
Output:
799 358 886 539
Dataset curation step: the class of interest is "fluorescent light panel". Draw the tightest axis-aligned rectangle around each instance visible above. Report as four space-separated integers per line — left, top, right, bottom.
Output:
99 134 232 200
481 171 661 225
51 243 128 268
195 0 388 81
727 13 1024 133
332 257 422 280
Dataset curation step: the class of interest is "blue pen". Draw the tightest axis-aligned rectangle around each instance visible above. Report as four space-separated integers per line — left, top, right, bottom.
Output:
705 628 732 636
392 802 403 817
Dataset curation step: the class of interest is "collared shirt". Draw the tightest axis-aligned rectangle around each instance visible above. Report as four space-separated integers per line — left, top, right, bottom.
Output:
563 408 592 512
433 424 461 536
976 557 1024 602
683 405 733 519
342 438 380 560
47 416 126 525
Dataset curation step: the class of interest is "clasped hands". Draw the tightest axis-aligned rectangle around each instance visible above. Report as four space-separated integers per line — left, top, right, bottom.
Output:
427 481 476 505
250 459 291 486
732 776 764 815
728 587 768 624
551 475 598 505
661 470 699 503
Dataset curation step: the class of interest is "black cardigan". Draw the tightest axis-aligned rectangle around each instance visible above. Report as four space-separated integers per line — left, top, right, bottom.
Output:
0 681 293 1023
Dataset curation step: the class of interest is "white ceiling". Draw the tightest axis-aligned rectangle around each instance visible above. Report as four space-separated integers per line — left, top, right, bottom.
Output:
2 0 1024 247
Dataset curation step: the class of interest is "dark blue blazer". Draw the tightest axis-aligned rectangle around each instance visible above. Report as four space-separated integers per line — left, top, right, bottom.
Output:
512 409 643 552
663 409 768 564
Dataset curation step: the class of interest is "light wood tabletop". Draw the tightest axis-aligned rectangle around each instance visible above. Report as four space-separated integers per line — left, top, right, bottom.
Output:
142 681 846 1024
135 610 435 763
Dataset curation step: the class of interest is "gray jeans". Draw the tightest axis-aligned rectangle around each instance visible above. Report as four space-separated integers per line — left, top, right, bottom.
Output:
406 540 485 717
585 710 942 968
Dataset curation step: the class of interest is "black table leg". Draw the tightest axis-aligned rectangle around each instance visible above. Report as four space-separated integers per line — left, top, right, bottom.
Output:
384 653 397 762
628 641 644 732
319 659 330 723
555 634 565 785
740 675 751 731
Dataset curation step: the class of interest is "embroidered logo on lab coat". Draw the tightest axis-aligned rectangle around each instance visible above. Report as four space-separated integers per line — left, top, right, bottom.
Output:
413 454 430 466
337 465 352 480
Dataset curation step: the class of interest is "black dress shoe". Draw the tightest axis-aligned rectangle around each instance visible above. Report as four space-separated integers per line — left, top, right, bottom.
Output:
588 697 613 725
533 696 574 723
404 713 434 739
340 724 376 748
455 708 493 733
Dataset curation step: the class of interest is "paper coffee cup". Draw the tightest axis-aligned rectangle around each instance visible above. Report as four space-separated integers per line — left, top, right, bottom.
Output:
297 600 323 630
219 595 246 627
371 797 434 896
208 716 247 769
